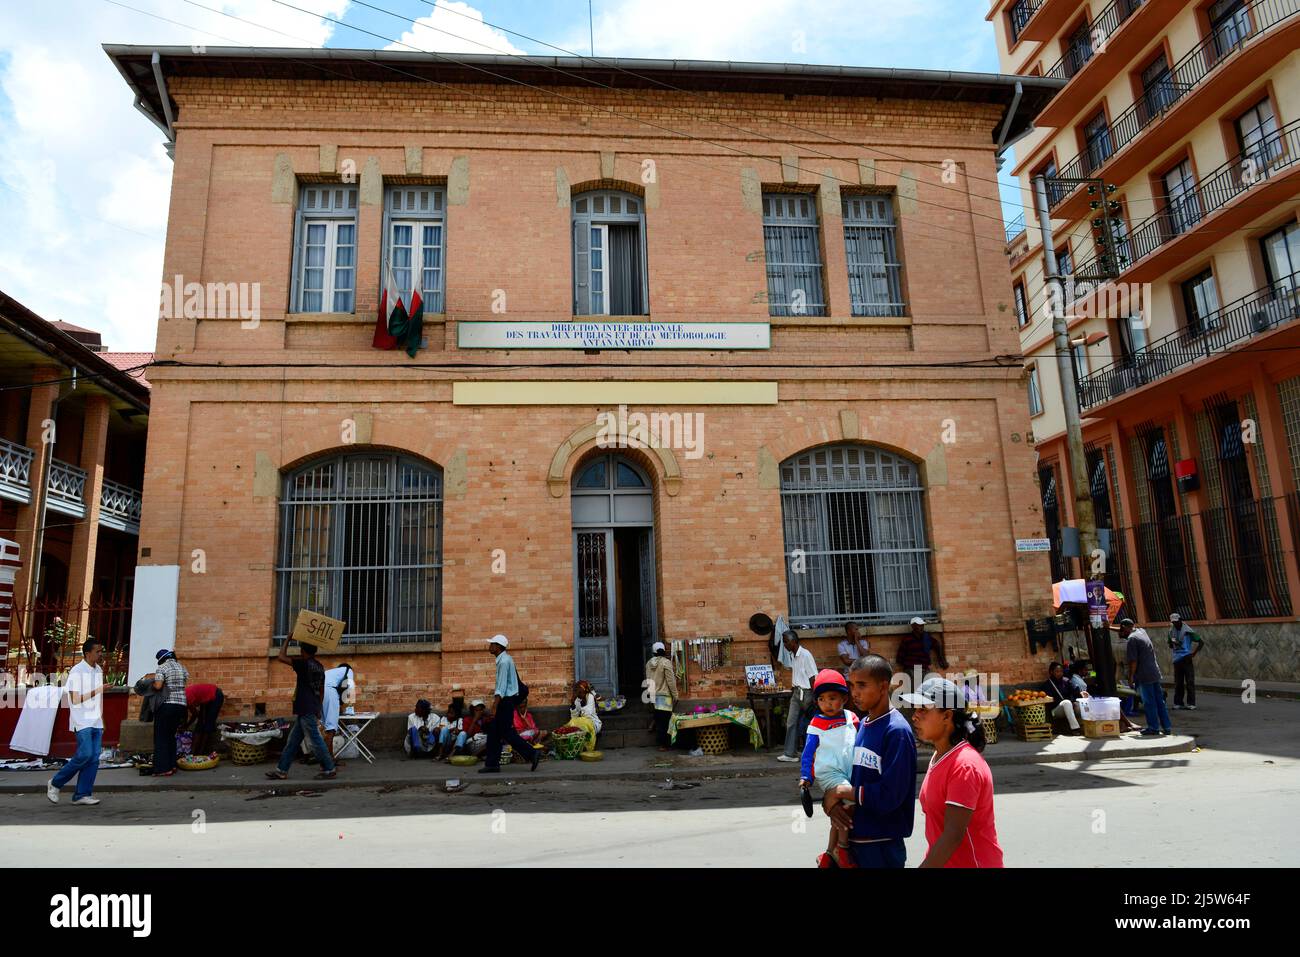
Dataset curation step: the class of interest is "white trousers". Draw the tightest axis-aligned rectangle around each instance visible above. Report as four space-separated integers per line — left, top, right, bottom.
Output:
1053 700 1080 730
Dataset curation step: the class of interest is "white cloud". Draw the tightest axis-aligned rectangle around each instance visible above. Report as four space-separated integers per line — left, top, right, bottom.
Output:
384 1 526 56
0 0 351 350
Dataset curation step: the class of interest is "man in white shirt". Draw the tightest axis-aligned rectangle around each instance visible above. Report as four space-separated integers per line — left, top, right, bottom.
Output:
837 622 870 672
778 628 819 762
47 639 105 806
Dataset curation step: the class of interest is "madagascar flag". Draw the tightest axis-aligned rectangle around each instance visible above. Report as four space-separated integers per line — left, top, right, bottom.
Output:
402 284 424 359
372 265 400 350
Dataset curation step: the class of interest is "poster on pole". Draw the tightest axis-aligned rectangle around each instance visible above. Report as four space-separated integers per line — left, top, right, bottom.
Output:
1086 579 1107 629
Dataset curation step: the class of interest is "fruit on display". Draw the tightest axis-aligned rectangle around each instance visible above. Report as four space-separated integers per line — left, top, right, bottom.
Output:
1007 690 1052 706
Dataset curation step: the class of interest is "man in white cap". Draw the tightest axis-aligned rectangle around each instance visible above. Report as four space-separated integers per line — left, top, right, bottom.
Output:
645 640 678 750
1167 613 1203 711
481 635 540 773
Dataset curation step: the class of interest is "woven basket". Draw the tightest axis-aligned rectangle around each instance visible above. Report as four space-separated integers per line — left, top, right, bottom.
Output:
1014 702 1048 726
499 746 513 766
697 724 729 754
228 740 268 766
981 717 999 745
552 731 587 760
179 754 219 771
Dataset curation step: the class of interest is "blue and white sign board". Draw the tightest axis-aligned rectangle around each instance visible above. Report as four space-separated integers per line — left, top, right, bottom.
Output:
458 321 771 350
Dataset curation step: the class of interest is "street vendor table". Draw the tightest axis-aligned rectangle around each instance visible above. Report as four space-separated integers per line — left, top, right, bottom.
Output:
746 690 790 750
668 707 764 753
334 712 380 765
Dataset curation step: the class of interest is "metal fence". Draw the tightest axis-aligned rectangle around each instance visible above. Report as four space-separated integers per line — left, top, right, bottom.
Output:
4 596 132 682
1044 0 1146 83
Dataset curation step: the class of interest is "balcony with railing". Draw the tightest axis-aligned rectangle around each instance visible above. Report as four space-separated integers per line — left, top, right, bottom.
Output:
1006 0 1046 45
0 442 142 534
0 438 34 504
1008 0 1079 44
1077 272 1300 411
1049 0 1300 219
1069 117 1300 286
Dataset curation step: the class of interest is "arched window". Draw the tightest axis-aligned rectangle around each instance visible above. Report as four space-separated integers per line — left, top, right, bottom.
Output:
572 190 648 316
779 444 934 626
275 452 443 645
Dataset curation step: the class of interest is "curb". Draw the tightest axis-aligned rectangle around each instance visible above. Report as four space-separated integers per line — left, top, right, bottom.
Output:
0 736 1196 794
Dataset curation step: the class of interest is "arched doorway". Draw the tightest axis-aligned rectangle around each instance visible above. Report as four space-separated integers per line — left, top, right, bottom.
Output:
571 453 658 697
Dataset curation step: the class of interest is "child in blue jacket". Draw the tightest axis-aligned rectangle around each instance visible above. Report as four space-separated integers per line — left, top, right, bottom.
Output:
799 669 861 868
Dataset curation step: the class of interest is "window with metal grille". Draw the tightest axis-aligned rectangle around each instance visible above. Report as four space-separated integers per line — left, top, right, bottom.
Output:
572 190 647 316
779 445 933 626
383 186 445 314
1181 268 1221 335
1039 463 1065 582
1008 0 1034 43
275 452 443 645
293 185 358 313
842 194 904 317
1014 281 1029 327
763 192 826 317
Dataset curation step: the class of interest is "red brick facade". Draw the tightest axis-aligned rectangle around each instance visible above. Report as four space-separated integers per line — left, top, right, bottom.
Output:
120 53 1055 715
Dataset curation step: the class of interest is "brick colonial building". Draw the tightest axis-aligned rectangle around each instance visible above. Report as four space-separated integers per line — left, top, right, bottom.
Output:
108 46 1060 715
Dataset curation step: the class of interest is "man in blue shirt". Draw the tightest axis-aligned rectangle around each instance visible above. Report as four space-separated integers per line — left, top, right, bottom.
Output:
1167 613 1203 711
481 635 541 774
825 654 917 868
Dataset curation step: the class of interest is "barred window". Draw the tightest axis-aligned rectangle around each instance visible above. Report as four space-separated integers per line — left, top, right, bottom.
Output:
843 194 904 317
780 444 934 627
763 192 826 317
275 452 443 645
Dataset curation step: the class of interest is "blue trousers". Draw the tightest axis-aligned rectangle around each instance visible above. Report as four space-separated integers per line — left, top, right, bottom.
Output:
276 715 335 773
1139 681 1171 733
849 838 907 869
52 727 103 800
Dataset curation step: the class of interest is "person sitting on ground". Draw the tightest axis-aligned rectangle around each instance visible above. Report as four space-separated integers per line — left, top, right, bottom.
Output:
799 669 862 869
513 697 550 750
437 698 466 759
566 680 603 752
184 682 224 756
1043 661 1086 733
404 698 440 759
1067 660 1091 696
461 700 490 757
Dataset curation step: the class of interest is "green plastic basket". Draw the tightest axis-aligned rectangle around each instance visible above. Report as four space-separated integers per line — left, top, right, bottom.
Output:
552 731 587 760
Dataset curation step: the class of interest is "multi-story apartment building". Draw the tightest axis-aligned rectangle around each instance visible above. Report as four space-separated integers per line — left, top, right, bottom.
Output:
991 0 1300 683
0 291 149 673
108 45 1061 713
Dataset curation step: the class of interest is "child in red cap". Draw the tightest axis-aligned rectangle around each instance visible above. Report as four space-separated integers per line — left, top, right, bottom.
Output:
800 668 861 867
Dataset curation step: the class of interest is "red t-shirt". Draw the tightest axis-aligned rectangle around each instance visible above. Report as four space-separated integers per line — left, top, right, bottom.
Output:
919 741 1004 868
185 683 218 706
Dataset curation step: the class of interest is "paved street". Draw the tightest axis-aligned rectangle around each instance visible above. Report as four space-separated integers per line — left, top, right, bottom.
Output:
1 694 1294 867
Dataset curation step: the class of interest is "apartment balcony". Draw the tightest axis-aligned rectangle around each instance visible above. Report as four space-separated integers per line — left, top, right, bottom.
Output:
1070 117 1300 287
1049 0 1300 222
1037 0 1186 127
1009 0 1073 43
1077 272 1300 411
0 442 142 535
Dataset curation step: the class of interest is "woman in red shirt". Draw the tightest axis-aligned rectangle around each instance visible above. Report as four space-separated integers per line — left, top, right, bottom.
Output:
903 677 1004 868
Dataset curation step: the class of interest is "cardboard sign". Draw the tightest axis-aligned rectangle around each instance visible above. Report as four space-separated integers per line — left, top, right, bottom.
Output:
289 609 346 653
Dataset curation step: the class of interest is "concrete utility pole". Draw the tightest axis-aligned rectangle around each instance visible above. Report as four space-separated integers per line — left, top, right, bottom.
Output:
1033 175 1115 694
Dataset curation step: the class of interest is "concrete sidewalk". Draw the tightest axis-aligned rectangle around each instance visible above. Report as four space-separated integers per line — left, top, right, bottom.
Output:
0 725 1196 794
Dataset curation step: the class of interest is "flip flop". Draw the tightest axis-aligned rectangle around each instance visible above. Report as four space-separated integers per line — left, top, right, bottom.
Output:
800 788 814 818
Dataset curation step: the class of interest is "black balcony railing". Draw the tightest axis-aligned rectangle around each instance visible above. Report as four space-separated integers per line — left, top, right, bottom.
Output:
1009 0 1045 44
1070 118 1300 282
1078 272 1300 410
1005 211 1027 244
1051 0 1300 208
1044 0 1146 83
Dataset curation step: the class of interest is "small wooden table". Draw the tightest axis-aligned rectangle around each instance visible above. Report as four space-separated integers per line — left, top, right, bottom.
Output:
747 690 791 750
673 714 733 754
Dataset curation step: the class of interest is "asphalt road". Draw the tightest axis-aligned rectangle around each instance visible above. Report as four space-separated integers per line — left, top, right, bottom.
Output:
1 715 1294 867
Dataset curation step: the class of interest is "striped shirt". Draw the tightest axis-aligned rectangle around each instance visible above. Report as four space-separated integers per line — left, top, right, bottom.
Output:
156 658 189 706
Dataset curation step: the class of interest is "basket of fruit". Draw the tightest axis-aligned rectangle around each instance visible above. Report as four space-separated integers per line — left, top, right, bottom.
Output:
552 727 587 760
1007 690 1053 726
178 752 219 771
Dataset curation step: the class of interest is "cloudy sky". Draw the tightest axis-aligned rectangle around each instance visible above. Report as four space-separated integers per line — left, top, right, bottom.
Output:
0 0 1023 350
